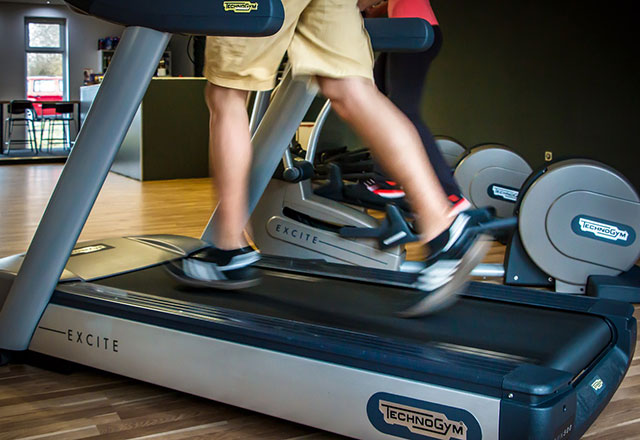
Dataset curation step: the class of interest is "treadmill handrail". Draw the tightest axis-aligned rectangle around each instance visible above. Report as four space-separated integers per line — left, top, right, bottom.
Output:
65 0 285 36
364 18 434 53
1 0 285 351
0 27 170 350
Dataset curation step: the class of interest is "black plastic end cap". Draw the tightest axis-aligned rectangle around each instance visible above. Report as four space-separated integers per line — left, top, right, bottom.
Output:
587 266 640 308
503 364 573 396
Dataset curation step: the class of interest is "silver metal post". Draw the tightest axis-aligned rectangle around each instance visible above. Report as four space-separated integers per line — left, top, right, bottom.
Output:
0 27 170 350
202 71 318 241
305 99 331 161
249 91 271 137
282 143 295 170
470 263 506 278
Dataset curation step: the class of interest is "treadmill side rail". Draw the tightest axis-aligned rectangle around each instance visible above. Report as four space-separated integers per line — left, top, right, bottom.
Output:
30 304 501 440
29 290 635 440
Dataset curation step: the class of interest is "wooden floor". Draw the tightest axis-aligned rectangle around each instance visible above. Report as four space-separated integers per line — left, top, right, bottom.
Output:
0 164 638 439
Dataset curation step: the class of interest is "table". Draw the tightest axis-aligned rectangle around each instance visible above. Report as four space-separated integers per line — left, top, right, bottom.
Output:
1 100 80 154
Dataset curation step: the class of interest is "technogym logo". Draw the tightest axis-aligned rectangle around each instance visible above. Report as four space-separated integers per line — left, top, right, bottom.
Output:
379 400 467 439
223 1 258 13
578 218 628 242
367 393 481 440
487 184 519 203
590 375 606 395
572 215 635 247
70 243 113 256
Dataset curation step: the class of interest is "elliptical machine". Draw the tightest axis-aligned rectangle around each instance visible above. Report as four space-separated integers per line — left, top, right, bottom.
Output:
250 97 640 298
434 135 468 167
251 97 417 271
500 159 640 296
318 140 533 218
310 107 533 219
436 137 534 218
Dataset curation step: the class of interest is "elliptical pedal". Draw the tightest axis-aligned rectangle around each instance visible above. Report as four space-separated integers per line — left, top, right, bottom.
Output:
339 204 420 250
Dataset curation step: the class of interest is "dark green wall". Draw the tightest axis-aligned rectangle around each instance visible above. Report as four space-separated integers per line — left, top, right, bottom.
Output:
142 79 210 180
426 0 639 186
318 1 639 189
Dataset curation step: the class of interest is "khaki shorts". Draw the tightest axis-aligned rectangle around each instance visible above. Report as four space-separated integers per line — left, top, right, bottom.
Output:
205 0 374 91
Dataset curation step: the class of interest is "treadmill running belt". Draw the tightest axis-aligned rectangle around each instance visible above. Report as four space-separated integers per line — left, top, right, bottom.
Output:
88 264 612 376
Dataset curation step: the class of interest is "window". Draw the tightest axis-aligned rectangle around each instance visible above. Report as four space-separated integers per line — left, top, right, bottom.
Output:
25 18 67 102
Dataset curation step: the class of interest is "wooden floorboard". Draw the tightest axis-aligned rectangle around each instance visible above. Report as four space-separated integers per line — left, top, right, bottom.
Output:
0 164 638 439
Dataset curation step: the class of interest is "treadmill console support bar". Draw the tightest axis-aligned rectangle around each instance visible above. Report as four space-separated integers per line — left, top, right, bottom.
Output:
248 90 272 137
0 27 170 350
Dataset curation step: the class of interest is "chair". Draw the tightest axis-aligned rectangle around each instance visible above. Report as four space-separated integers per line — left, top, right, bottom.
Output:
39 102 58 152
40 102 75 152
3 100 38 154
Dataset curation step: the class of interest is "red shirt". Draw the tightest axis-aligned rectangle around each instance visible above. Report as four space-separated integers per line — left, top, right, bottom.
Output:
388 0 438 25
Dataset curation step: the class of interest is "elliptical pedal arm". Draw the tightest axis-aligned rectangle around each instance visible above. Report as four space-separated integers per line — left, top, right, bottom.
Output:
340 204 420 249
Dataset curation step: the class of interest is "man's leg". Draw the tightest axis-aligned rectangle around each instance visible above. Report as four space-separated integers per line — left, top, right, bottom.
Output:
167 0 308 290
204 82 251 250
165 82 261 290
318 76 453 242
319 75 490 314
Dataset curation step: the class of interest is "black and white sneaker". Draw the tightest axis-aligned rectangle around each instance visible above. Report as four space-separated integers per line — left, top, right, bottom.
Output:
400 213 490 317
166 246 261 290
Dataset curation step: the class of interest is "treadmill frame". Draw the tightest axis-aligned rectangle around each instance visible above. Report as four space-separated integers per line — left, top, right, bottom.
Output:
31 298 499 439
20 248 637 440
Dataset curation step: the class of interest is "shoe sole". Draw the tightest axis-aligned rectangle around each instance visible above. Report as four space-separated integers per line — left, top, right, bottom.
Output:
398 235 491 318
164 260 261 291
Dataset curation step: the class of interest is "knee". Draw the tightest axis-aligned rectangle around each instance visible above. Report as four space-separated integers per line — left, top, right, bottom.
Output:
318 77 376 120
205 82 246 117
204 82 224 112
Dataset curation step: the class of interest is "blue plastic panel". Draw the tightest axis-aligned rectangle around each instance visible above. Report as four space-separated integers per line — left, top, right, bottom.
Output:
65 0 284 36
365 18 434 52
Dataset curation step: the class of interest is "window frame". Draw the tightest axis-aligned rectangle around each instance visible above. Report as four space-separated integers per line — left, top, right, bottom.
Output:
24 17 69 100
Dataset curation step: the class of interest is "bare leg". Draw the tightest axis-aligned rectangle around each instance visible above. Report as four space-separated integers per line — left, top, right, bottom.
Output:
317 76 453 241
204 82 251 250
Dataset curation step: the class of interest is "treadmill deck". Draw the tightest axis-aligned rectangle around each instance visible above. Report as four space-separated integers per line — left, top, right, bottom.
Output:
85 263 611 378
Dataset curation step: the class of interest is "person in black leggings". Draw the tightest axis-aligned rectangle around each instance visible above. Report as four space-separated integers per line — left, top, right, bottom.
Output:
369 24 468 211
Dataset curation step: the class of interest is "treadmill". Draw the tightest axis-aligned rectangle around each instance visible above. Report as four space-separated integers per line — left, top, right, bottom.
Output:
0 2 634 439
